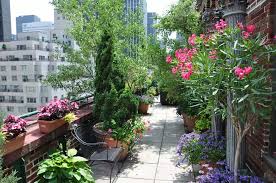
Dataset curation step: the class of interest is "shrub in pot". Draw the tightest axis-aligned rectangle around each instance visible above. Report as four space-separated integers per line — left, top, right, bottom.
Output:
38 99 79 133
36 149 94 183
138 95 154 114
2 114 27 155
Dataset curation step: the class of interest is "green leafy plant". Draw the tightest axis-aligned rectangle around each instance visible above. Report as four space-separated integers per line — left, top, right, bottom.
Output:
36 149 94 183
195 118 211 133
138 95 154 105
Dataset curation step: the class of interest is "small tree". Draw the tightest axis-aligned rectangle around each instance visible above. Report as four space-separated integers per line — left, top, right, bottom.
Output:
1 44 6 50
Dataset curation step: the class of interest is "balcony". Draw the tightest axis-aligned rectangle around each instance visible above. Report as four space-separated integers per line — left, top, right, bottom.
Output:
0 89 24 93
1 47 53 52
0 58 55 62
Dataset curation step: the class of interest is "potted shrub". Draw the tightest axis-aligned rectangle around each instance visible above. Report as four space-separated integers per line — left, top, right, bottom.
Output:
36 149 94 183
1 44 6 50
38 99 79 134
2 115 27 155
138 95 154 114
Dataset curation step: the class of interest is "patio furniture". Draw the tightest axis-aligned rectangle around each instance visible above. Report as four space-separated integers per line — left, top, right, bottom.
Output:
71 123 123 183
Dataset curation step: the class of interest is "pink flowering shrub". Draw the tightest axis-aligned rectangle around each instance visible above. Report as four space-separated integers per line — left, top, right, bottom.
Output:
2 115 27 139
38 99 79 121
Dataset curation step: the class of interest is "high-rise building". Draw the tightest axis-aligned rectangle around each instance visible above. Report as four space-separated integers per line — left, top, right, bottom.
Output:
147 12 157 36
22 22 54 33
16 15 40 34
125 0 148 35
0 0 12 42
0 31 66 115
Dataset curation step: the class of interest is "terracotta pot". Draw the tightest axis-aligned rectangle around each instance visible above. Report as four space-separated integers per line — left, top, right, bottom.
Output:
3 132 26 155
38 118 66 134
199 161 219 174
93 123 129 161
138 103 149 114
182 113 197 132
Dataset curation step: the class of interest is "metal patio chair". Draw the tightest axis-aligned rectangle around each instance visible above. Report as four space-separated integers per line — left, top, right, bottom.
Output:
71 123 123 183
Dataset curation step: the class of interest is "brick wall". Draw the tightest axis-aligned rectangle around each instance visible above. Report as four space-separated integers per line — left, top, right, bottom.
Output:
245 0 276 181
3 105 92 183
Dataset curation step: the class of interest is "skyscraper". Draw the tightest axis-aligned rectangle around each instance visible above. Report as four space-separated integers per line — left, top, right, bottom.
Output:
0 0 12 41
125 0 147 35
147 12 157 37
16 15 41 34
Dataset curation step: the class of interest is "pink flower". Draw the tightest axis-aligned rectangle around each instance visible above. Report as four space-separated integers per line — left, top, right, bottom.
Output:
200 34 205 39
209 50 217 60
181 71 192 80
188 34 196 46
171 67 178 74
246 25 256 34
242 31 250 39
166 55 172 63
244 66 252 75
273 35 276 39
237 22 244 30
108 129 112 133
215 19 227 32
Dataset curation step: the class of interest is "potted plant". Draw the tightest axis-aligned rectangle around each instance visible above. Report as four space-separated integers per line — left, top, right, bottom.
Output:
2 115 27 155
36 149 94 183
38 99 79 134
1 44 6 50
138 95 154 114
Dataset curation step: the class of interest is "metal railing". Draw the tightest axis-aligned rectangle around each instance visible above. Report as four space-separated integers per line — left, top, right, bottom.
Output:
0 100 24 104
0 58 56 62
1 47 53 52
0 89 24 92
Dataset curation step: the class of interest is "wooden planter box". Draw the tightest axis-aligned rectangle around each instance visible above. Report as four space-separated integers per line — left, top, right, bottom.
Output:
93 123 129 161
38 119 66 134
182 113 197 133
4 132 26 155
138 103 150 114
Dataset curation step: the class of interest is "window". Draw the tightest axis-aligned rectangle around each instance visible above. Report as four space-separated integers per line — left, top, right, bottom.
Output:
0 66 6 71
27 36 30 40
22 75 28 82
16 45 26 50
7 106 14 112
11 66 16 71
39 55 45 61
27 108 37 112
41 97 49 103
21 65 27 71
34 65 39 71
1 76 6 81
0 96 4 102
57 17 60 20
23 55 32 61
35 45 40 50
61 57 65 62
27 97 36 103
12 76 17 81
26 86 35 92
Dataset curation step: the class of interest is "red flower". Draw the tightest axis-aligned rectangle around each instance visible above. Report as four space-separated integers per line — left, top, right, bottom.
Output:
246 25 256 34
166 55 172 63
242 31 250 39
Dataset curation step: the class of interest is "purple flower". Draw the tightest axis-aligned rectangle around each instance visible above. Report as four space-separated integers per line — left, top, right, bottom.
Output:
2 114 27 139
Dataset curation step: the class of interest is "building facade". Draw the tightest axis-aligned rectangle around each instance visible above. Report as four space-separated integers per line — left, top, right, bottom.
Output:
0 31 65 115
0 0 11 42
125 0 148 35
22 21 54 33
147 12 157 37
16 15 41 34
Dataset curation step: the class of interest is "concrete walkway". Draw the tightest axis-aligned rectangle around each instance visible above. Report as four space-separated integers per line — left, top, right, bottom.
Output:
94 103 194 183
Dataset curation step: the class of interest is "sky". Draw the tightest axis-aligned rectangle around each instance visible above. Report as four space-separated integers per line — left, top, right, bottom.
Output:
10 0 178 34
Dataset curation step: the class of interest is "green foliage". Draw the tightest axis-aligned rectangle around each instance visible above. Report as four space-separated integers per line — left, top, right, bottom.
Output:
138 95 154 105
63 113 77 123
195 118 211 133
36 149 94 183
183 139 203 165
158 0 201 35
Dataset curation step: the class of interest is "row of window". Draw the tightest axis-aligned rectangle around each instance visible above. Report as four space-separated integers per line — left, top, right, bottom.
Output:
5 106 37 113
1 55 51 62
0 75 44 82
0 96 49 104
0 65 55 72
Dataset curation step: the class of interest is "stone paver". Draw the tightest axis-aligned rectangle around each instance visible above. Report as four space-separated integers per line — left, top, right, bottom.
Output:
94 102 194 183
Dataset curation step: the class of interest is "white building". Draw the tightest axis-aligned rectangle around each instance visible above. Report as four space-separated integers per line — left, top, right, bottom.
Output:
22 21 54 33
51 10 78 49
0 31 66 115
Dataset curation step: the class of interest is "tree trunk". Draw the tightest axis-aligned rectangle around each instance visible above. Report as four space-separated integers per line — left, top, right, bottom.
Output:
234 134 243 183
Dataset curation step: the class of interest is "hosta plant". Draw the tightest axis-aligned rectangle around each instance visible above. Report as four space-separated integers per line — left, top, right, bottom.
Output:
2 115 27 139
38 99 79 121
36 149 94 183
